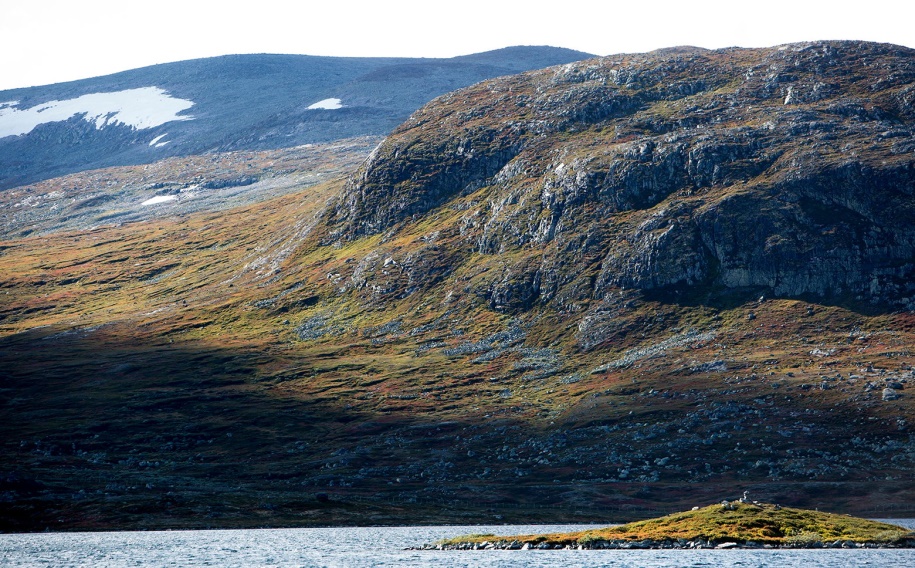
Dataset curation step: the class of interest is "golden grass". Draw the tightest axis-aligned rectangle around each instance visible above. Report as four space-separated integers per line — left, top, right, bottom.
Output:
444 502 913 546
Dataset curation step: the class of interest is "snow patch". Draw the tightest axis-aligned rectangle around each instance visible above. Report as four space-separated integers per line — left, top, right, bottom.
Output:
0 87 194 138
307 98 343 110
141 195 177 206
149 133 168 147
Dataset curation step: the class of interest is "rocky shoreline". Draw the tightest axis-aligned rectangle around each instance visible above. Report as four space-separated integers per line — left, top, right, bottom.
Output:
418 500 915 551
415 537 915 551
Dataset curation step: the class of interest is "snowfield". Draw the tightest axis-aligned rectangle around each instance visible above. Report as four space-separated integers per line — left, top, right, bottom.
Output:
307 98 343 110
141 195 178 206
148 134 169 147
0 87 194 138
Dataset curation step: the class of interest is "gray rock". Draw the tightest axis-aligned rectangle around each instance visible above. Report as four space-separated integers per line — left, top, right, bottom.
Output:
883 388 902 401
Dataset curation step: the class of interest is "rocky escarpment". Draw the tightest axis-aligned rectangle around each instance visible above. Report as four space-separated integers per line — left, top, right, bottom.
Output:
331 41 915 311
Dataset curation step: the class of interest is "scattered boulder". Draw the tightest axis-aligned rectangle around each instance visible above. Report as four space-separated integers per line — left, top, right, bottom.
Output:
883 388 902 401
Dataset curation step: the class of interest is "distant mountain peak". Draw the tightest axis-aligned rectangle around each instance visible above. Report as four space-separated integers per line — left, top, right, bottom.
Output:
0 47 593 190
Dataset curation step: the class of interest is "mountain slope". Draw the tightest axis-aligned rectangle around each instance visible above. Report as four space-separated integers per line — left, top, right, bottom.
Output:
0 136 379 238
1 41 915 531
0 47 593 190
332 40 915 311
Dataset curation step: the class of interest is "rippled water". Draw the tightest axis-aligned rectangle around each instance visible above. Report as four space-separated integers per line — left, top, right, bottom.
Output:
2 520 914 567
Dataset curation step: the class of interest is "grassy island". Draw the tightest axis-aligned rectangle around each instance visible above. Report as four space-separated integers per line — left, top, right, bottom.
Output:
434 502 915 550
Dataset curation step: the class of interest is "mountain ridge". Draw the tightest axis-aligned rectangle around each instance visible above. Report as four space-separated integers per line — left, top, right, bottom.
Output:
0 46 594 190
330 40 915 311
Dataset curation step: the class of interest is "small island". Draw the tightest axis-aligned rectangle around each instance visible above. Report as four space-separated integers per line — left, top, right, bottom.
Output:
426 500 915 550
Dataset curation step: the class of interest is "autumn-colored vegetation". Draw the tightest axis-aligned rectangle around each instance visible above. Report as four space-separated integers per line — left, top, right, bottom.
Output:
2 41 914 531
441 502 914 547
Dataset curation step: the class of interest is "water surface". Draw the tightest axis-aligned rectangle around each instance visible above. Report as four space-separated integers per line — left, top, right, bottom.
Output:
2 520 914 567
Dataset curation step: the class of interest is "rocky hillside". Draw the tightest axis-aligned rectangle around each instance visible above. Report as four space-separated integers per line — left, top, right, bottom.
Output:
2 41 914 531
333 41 915 311
0 47 593 190
0 136 379 238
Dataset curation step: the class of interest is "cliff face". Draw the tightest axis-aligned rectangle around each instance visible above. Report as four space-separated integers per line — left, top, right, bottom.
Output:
333 41 915 310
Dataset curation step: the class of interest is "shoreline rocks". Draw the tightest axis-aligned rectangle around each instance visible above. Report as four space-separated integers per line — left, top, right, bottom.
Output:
414 537 915 551
417 501 915 551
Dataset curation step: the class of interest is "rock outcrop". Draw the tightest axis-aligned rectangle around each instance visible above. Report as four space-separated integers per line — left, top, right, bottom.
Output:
332 41 915 310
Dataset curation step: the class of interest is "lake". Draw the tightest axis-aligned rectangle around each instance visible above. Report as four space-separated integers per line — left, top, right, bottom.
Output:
2 520 914 567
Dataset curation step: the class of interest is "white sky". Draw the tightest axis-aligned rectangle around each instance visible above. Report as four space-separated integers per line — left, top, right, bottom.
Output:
1 0 913 91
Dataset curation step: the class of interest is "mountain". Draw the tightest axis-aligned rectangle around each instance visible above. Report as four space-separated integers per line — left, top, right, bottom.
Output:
0 47 594 190
332 41 915 312
1 40 914 531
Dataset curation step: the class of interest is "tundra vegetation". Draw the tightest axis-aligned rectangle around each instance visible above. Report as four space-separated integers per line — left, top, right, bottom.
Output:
434 502 915 549
1 41 914 531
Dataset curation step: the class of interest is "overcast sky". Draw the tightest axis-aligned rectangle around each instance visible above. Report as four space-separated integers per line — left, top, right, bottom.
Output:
2 0 913 91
